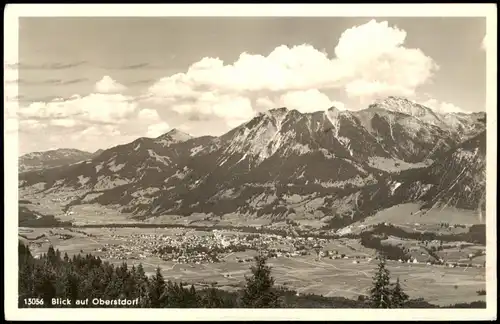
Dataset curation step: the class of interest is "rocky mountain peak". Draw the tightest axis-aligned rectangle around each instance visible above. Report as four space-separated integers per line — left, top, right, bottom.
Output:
155 128 193 146
371 96 432 117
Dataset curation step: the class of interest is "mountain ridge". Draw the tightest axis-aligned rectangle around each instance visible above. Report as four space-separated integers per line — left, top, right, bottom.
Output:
18 96 487 227
19 148 95 173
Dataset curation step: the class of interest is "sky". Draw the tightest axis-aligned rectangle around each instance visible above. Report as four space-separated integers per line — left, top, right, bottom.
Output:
5 17 487 154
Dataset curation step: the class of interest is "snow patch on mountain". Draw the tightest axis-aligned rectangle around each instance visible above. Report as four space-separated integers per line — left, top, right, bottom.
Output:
95 162 104 173
81 192 104 203
290 143 313 155
283 193 315 204
390 181 402 195
94 176 131 190
319 148 336 159
147 149 171 166
108 159 126 172
339 137 353 156
172 168 189 180
131 187 160 197
77 175 90 186
190 145 204 156
216 188 237 199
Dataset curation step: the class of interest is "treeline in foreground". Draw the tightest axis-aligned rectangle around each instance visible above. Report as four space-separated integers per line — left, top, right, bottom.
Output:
18 242 485 308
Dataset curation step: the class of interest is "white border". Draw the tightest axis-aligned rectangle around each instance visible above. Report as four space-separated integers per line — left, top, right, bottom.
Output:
4 4 497 321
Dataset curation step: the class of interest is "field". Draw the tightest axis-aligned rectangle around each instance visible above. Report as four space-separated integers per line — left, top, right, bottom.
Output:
346 203 484 230
18 189 136 225
19 226 486 306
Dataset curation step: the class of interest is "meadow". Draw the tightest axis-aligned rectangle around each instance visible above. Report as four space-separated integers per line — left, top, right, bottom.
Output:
19 226 486 306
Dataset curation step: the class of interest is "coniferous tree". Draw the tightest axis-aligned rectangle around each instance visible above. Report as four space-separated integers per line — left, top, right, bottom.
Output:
116 262 132 299
241 253 281 308
46 246 58 266
149 267 166 307
16 240 486 309
164 281 187 307
184 284 201 307
135 263 150 307
40 268 57 307
19 242 34 297
167 283 201 308
390 277 409 308
104 272 122 299
201 284 225 308
91 268 105 299
369 255 392 308
126 265 139 300
62 269 79 305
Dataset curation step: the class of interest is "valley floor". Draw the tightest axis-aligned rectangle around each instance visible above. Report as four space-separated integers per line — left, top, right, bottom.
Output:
19 226 486 306
17 186 488 307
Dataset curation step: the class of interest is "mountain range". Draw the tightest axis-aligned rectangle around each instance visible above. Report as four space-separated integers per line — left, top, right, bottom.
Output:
19 148 104 173
18 96 487 228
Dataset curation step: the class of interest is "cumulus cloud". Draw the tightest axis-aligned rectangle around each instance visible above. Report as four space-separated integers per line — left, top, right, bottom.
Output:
95 76 126 93
421 99 469 114
278 89 343 113
18 20 444 153
14 75 142 152
147 122 170 137
170 92 256 127
255 97 277 110
147 45 342 99
138 108 161 121
335 20 406 61
345 80 414 100
72 125 121 140
18 93 138 125
136 108 174 137
177 124 192 132
145 19 436 122
337 20 437 101
146 73 200 102
254 90 345 114
63 124 143 153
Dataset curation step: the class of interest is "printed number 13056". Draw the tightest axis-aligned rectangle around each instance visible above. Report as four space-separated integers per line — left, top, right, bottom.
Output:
24 298 44 306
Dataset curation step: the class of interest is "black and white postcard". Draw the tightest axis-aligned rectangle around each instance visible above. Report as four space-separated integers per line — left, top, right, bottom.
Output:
4 3 497 321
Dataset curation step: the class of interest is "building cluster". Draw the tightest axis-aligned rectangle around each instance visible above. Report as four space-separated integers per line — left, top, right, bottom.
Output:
92 229 352 264
86 227 487 269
